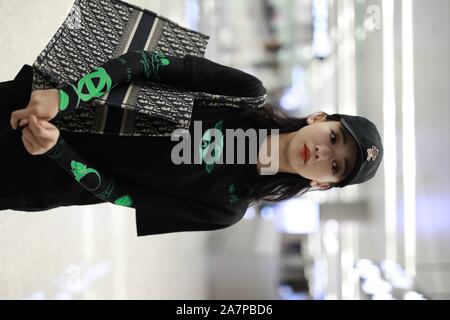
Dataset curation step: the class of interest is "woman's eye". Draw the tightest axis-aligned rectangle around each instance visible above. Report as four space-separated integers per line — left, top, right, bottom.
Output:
330 131 337 145
332 161 339 174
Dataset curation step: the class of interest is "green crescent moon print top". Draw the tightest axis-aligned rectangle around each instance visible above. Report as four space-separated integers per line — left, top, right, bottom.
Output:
45 50 176 208
34 51 267 233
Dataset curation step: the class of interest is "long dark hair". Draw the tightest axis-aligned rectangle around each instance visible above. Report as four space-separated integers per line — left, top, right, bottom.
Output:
241 103 343 207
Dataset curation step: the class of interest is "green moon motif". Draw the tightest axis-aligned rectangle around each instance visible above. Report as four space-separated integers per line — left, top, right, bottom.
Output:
75 67 112 102
138 51 170 79
70 160 102 191
199 121 224 173
115 195 133 207
58 89 69 111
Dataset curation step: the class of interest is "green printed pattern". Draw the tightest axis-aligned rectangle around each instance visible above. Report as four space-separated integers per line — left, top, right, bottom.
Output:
70 160 133 207
57 51 170 113
58 67 113 111
45 136 133 208
71 160 102 190
75 67 112 101
114 195 133 207
199 121 224 173
228 183 240 205
58 89 70 111
137 50 170 80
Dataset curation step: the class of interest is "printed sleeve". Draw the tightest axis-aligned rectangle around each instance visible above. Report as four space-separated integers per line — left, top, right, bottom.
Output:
44 134 136 208
53 50 267 120
54 50 176 120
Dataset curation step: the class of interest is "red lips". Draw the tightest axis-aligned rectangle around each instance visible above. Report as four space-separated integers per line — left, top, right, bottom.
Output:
300 144 311 164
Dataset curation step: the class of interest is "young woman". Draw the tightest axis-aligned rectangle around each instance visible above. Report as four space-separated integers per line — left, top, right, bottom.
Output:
1 51 383 236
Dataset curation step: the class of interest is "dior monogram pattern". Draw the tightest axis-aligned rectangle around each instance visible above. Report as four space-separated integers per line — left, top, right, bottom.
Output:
193 91 268 110
31 0 267 138
31 0 204 137
32 68 186 136
34 0 130 84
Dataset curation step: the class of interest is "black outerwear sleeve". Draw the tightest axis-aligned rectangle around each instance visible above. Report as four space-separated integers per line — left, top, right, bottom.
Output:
133 186 246 236
180 55 267 97
54 50 266 120
0 64 34 137
43 134 136 208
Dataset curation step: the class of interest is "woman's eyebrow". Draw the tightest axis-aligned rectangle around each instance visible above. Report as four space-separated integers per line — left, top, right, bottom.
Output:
337 124 349 179
338 125 347 145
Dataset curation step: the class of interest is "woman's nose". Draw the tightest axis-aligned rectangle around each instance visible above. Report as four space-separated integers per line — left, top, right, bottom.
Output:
315 146 332 161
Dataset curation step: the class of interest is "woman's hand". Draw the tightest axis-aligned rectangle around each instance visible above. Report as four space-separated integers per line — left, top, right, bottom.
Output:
21 115 60 156
10 88 59 130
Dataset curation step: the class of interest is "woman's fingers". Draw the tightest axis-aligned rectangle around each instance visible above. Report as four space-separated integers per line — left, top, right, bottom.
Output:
11 89 60 130
19 116 53 129
22 116 52 155
35 118 55 130
26 117 41 139
20 114 60 156
21 132 34 154
10 109 30 130
22 128 44 155
29 115 49 139
22 126 44 150
19 118 29 127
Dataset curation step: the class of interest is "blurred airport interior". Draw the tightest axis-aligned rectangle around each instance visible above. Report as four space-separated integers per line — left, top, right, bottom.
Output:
0 0 449 300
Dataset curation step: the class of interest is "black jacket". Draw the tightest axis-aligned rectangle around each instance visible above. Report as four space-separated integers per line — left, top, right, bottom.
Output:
1 56 266 237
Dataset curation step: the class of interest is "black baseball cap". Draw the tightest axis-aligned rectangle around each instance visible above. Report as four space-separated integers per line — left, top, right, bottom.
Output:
332 113 384 188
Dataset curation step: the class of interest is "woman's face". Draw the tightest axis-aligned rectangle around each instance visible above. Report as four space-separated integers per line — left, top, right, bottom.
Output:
285 112 358 189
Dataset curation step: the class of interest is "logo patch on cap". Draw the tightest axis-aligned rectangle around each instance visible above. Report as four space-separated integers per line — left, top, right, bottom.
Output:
367 145 379 161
